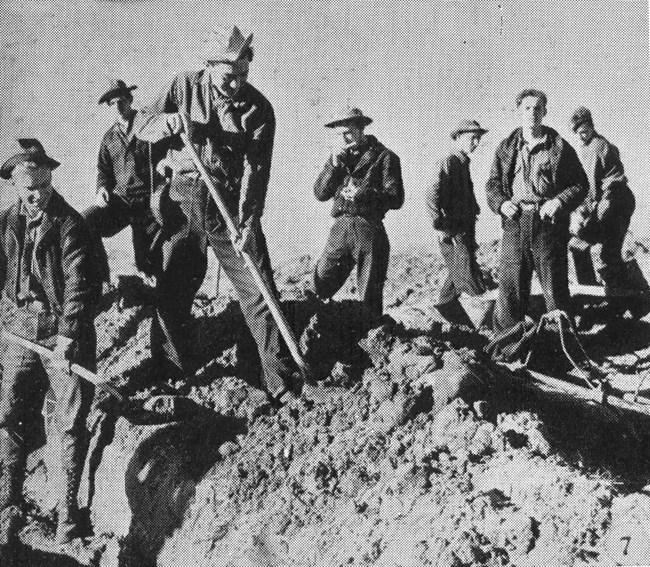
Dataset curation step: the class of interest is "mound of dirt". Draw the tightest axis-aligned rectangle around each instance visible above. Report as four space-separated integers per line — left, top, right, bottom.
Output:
10 237 650 566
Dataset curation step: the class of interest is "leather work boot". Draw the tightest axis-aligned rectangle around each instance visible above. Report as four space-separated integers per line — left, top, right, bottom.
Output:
0 430 26 514
55 435 87 545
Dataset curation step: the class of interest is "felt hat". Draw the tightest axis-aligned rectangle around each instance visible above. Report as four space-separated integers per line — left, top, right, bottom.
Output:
324 107 373 128
98 79 137 105
450 119 488 139
570 107 593 132
203 25 254 63
0 138 60 180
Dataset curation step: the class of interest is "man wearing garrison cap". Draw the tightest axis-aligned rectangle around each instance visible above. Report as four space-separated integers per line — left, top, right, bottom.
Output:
82 79 165 284
135 26 298 401
569 107 636 294
0 140 99 553
313 106 404 323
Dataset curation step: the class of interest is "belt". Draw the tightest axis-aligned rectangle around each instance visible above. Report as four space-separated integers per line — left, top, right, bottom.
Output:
518 201 544 212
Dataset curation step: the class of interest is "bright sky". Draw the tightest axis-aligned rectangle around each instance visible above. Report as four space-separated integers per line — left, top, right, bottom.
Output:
0 0 648 265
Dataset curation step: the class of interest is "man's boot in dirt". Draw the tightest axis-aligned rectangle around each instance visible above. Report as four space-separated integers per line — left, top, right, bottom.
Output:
434 298 474 328
0 430 26 564
55 434 87 546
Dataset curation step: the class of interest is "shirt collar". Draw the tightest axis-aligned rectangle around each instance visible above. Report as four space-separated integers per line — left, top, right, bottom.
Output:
452 148 470 164
519 130 548 152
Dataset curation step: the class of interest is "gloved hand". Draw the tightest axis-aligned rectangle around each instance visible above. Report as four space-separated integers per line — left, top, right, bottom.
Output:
232 216 259 255
500 200 519 220
52 335 75 374
166 112 191 136
570 211 587 236
539 198 562 222
95 187 110 207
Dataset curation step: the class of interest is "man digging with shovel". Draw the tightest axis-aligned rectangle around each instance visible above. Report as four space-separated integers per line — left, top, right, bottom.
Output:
135 26 307 403
0 139 100 557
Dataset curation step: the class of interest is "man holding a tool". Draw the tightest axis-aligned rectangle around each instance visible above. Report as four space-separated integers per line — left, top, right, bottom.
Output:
486 89 588 332
0 139 100 552
313 107 404 324
135 26 300 400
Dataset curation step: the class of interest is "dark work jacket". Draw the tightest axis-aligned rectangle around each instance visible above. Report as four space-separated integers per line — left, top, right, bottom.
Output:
486 126 588 223
0 192 99 340
426 149 479 234
314 135 404 223
97 117 163 202
135 71 275 228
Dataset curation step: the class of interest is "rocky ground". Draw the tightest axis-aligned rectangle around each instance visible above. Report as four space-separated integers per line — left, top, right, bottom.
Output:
5 238 650 567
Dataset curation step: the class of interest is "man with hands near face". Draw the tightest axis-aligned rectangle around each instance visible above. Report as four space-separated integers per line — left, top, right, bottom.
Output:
313 107 404 323
0 140 99 550
135 26 298 400
486 90 588 332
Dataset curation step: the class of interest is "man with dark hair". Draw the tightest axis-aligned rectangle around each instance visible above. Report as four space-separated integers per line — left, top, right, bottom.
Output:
0 140 99 552
486 90 588 332
135 26 298 400
313 106 404 323
427 119 489 327
569 107 636 292
82 80 164 283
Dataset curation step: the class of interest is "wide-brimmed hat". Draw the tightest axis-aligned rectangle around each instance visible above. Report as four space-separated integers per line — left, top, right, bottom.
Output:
0 138 60 180
450 119 488 139
570 107 593 132
324 107 373 128
203 25 254 63
98 79 137 105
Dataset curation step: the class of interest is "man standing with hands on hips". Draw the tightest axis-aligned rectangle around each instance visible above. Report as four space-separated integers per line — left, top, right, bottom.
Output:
313 107 404 324
486 90 587 332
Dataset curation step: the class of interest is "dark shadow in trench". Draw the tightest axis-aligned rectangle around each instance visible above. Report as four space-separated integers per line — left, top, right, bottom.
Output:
117 411 246 567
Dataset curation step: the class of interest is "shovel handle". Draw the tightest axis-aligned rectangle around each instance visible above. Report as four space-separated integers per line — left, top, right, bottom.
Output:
179 133 313 382
3 330 124 401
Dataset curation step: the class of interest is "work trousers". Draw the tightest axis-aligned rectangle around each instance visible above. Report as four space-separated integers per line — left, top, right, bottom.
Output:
314 215 390 322
0 309 95 512
436 229 486 305
82 196 161 281
151 176 293 396
494 210 571 333
592 192 636 286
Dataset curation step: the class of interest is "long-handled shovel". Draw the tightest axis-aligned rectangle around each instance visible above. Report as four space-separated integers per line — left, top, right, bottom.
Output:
3 330 125 401
179 132 313 383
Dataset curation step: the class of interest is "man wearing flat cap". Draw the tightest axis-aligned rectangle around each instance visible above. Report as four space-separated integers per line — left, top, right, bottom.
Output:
0 140 99 551
426 119 489 327
569 107 636 293
486 90 587 332
313 107 404 322
135 26 297 400
82 79 165 284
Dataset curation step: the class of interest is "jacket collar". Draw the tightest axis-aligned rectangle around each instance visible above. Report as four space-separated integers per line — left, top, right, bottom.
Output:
348 135 384 174
503 125 564 183
195 70 251 124
7 191 64 249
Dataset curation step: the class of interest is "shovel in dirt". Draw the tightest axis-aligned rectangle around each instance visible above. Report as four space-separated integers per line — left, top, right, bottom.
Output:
3 330 199 424
177 129 315 385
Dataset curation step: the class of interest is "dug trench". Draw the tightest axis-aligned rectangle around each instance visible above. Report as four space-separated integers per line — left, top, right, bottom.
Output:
11 243 650 567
